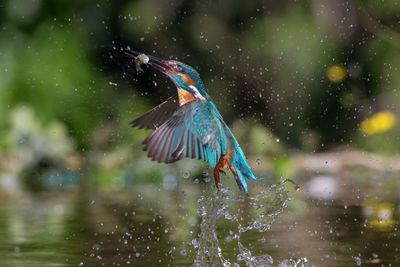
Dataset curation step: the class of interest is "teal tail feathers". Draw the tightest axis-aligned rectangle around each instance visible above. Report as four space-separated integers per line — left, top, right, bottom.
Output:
220 125 256 193
230 146 256 193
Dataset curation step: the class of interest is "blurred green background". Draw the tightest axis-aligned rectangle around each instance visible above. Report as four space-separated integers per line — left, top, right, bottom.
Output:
0 0 400 266
1 0 399 155
1 0 400 190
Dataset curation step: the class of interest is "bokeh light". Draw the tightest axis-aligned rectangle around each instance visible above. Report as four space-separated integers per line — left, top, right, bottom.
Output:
326 64 347 83
360 111 396 136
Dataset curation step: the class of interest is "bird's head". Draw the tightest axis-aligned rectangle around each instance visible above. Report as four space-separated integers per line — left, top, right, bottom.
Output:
125 50 208 101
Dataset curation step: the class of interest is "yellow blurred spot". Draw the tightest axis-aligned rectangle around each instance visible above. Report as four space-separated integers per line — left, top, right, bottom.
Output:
360 111 396 136
326 64 347 83
370 203 395 231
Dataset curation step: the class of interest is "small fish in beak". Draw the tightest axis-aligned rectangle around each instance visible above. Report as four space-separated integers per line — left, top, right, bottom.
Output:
134 53 149 72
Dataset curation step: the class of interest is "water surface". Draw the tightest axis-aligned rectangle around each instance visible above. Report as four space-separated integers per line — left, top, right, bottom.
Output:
0 177 399 266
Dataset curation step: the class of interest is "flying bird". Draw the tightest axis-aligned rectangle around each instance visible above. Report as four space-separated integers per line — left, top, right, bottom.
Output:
126 51 256 193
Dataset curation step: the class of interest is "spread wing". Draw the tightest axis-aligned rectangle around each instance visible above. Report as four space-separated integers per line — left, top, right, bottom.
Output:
130 96 179 129
143 100 228 168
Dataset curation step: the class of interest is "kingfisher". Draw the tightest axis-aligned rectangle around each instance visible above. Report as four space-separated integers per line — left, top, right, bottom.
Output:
126 50 256 193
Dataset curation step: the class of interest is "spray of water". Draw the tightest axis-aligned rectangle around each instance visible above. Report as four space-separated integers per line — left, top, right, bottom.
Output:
193 179 308 267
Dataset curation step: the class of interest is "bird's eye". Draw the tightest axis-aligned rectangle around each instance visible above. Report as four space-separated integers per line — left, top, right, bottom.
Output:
176 65 184 73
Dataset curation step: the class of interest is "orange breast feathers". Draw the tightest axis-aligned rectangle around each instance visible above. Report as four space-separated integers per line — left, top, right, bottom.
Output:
177 74 197 105
177 88 196 105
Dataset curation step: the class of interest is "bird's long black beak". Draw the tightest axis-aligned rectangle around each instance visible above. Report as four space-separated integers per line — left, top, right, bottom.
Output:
124 50 173 74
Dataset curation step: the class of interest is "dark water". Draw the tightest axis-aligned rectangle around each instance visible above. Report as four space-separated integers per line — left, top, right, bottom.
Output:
0 179 399 267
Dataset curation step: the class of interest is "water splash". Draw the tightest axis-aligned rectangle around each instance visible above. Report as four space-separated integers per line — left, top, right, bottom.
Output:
193 179 304 266
278 258 309 267
193 187 234 267
237 242 273 266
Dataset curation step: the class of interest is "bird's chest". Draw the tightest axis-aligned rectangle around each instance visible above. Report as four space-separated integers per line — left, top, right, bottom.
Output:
177 87 196 105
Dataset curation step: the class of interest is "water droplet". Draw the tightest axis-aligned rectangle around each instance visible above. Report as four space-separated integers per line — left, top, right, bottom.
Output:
192 238 199 248
353 256 362 266
183 171 190 179
180 249 187 256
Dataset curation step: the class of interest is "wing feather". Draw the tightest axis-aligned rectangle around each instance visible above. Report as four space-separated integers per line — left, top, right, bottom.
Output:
160 127 174 162
142 100 227 167
130 96 179 129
